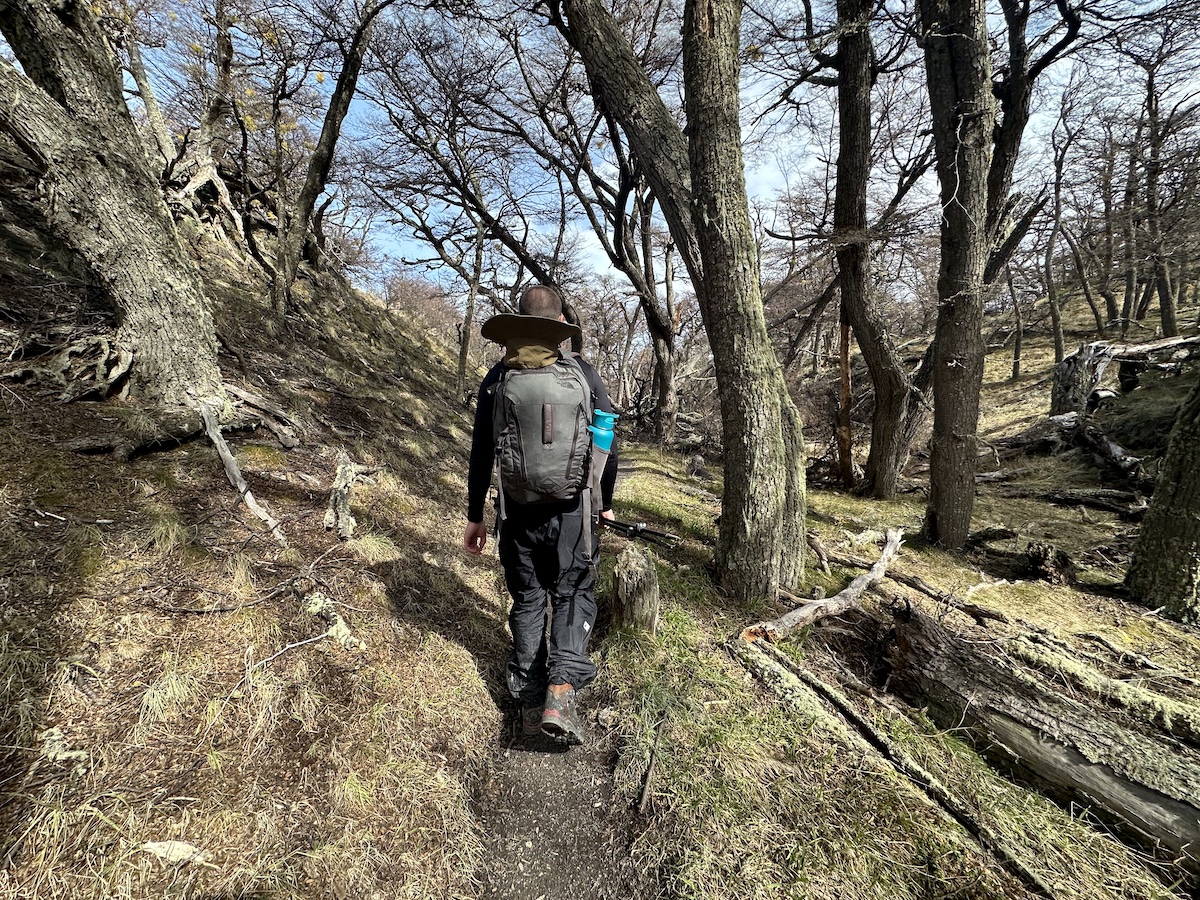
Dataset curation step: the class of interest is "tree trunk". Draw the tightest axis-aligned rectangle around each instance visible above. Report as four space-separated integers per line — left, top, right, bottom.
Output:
274 1 393 311
1061 226 1106 335
682 0 805 598
836 302 855 489
917 0 993 549
456 227 484 402
1120 127 1143 337
123 29 174 167
0 0 223 411
1044 220 1066 365
888 607 1200 879
558 0 805 599
554 0 700 285
1125 374 1200 623
832 0 905 499
1007 268 1023 381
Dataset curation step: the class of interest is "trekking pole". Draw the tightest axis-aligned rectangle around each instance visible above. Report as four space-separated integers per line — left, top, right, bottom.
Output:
604 519 680 548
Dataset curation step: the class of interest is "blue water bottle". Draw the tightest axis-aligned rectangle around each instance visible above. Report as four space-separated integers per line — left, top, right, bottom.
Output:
588 410 619 521
589 410 619 452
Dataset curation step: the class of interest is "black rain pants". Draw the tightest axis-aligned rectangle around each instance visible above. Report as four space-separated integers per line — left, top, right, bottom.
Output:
498 497 598 706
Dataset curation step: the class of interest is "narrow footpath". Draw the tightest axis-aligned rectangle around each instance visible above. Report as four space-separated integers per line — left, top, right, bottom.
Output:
474 709 654 900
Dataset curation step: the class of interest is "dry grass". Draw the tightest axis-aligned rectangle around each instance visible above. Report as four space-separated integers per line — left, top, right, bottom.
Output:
0 275 499 900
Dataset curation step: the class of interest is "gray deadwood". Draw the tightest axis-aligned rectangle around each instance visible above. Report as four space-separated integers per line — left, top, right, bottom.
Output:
612 545 660 635
888 607 1200 876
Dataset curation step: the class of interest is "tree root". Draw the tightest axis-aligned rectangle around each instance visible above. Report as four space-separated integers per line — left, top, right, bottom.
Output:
200 402 286 546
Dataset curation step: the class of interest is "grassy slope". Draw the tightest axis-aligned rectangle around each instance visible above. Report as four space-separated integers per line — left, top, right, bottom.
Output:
1 253 1197 900
0 258 502 898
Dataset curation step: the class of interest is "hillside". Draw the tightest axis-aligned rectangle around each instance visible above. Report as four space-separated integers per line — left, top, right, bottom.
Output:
1 253 1199 900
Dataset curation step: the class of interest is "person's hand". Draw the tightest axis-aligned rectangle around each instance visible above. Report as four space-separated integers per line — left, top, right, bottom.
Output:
464 521 488 555
600 508 615 522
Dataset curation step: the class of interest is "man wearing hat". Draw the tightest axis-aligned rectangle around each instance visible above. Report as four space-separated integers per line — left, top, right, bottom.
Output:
463 284 618 744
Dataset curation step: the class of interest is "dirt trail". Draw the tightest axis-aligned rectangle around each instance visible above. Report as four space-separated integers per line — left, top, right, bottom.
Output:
474 708 654 900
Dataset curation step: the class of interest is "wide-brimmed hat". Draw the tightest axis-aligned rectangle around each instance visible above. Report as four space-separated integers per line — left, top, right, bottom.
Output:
480 313 580 347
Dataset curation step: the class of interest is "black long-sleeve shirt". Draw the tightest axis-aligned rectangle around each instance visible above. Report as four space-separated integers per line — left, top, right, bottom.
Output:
467 356 619 523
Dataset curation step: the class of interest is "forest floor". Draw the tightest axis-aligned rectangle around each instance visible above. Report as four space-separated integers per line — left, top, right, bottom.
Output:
1 261 1198 900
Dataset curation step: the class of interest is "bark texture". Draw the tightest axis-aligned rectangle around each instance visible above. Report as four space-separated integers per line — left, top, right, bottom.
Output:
917 0 993 548
0 0 223 410
888 608 1200 878
1125 374 1200 623
682 0 806 598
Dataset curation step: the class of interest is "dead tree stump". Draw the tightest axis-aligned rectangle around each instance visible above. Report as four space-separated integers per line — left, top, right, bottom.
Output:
324 450 378 541
613 545 659 635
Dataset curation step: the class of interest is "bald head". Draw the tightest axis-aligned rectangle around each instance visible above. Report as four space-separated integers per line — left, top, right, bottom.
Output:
519 285 564 319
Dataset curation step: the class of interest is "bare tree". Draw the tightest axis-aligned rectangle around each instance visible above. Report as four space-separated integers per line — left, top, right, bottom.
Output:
272 0 399 313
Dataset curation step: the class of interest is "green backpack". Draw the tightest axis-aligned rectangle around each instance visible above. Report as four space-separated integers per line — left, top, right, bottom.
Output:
491 355 594 507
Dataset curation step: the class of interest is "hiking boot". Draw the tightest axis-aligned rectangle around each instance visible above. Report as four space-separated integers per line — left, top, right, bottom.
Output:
520 704 544 736
541 686 585 744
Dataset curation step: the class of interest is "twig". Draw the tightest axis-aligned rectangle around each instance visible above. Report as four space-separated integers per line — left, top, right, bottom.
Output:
200 402 286 546
638 719 666 816
248 633 329 673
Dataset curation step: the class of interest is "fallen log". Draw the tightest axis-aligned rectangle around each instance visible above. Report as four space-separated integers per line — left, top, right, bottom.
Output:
825 547 1011 627
887 606 1200 881
984 412 1153 490
1050 335 1200 416
990 485 1148 519
744 529 903 642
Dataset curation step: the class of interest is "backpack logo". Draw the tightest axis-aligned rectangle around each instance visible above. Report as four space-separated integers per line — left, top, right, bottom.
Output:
493 358 593 505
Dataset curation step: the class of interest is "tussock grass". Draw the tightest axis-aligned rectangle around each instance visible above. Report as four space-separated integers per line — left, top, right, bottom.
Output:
346 532 401 564
145 502 192 557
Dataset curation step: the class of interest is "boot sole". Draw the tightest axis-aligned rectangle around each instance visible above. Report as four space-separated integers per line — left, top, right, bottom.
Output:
541 712 584 744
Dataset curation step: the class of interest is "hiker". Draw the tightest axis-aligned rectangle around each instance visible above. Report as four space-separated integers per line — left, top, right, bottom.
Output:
463 285 619 745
